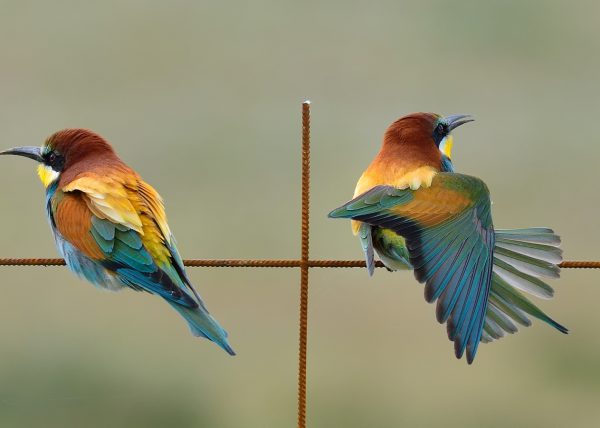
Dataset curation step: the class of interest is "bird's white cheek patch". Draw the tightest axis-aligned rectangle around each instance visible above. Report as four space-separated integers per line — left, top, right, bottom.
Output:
439 135 454 159
37 164 60 188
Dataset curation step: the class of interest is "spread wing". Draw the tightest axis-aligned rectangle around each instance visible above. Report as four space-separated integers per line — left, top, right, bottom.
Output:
330 173 494 363
481 228 568 342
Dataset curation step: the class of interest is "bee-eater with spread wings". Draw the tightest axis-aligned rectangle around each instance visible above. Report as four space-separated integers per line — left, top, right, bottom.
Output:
329 113 567 363
0 129 234 355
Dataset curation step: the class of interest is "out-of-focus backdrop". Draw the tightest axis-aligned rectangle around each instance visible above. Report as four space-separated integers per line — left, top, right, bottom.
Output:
0 1 598 427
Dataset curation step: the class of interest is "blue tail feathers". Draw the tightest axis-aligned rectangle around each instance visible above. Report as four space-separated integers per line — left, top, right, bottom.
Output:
168 301 236 355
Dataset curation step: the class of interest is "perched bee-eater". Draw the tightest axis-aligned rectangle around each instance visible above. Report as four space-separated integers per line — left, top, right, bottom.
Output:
0 129 234 355
329 113 567 363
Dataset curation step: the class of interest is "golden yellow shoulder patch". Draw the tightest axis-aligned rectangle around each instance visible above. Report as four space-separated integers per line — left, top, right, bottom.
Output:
391 166 438 191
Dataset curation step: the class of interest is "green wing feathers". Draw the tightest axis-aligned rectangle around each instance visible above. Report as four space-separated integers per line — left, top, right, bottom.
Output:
330 173 496 363
481 228 568 342
330 174 567 362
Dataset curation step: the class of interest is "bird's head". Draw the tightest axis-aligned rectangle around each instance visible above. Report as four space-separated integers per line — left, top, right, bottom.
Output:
0 129 118 188
382 112 474 162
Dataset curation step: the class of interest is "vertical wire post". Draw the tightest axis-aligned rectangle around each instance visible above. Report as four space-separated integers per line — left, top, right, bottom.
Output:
297 100 311 428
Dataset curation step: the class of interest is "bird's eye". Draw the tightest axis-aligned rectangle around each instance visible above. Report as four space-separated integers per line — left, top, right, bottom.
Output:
43 151 64 171
437 123 447 135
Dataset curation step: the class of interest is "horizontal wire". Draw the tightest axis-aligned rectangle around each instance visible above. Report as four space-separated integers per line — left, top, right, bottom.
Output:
0 258 599 268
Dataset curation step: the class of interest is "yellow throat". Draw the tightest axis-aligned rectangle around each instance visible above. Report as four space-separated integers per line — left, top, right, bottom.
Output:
37 164 60 188
439 134 454 159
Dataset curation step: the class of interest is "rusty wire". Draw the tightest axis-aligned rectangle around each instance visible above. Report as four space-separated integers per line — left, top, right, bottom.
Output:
2 101 600 428
297 100 311 428
1 258 600 269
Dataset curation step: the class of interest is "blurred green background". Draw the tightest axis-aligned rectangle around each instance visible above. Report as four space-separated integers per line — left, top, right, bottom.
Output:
0 1 598 427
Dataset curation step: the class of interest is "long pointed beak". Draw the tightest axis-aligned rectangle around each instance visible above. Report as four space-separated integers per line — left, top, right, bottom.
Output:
0 146 43 162
445 114 474 131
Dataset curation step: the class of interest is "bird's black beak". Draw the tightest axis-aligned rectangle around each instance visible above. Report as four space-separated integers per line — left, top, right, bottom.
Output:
0 146 43 162
445 114 474 131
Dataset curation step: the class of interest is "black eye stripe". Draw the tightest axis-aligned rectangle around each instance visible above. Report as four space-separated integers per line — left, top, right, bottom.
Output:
433 122 450 147
44 151 65 171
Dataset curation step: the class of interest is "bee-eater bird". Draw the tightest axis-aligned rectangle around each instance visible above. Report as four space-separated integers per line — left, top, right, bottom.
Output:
329 113 567 363
0 129 234 355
